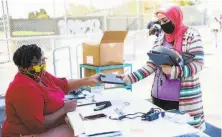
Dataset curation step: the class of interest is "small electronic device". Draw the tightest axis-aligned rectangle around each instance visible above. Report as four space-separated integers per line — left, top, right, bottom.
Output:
82 113 107 120
100 74 125 85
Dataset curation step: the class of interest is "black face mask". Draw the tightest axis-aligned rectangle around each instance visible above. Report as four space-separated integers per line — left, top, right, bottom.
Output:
161 21 175 34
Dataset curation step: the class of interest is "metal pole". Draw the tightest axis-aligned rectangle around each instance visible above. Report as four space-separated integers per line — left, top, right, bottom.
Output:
64 0 68 35
53 0 56 18
51 39 55 75
90 0 93 11
1 0 7 38
5 0 10 62
136 0 141 30
76 44 81 78
5 0 10 38
53 48 57 77
68 46 73 79
104 8 107 31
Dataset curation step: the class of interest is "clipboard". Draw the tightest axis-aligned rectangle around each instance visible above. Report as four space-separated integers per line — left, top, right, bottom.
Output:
147 52 177 66
100 74 125 85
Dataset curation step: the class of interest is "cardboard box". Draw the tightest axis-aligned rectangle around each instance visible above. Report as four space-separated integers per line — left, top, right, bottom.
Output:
84 68 124 88
83 31 128 66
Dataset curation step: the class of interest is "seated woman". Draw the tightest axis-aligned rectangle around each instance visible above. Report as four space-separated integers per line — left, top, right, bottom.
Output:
2 44 101 137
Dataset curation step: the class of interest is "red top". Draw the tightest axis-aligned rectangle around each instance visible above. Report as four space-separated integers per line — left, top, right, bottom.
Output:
2 72 69 137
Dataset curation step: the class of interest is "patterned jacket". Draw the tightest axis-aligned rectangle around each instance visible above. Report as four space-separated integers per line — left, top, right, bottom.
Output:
126 27 206 131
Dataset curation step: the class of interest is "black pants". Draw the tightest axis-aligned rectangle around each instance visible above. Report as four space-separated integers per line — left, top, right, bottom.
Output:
152 96 179 110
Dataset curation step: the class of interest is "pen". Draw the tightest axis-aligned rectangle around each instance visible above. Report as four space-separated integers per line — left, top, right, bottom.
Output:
88 131 122 137
79 113 84 121
77 102 97 107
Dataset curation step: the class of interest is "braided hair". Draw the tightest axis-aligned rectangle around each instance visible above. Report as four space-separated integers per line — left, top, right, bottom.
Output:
13 44 42 69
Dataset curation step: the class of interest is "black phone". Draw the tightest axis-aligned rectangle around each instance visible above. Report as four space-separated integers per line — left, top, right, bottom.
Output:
83 113 107 120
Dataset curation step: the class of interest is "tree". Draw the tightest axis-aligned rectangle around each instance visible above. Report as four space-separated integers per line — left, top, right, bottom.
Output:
35 11 39 17
39 9 47 14
28 12 35 19
27 9 49 19
36 14 49 19
172 0 195 6
36 8 49 19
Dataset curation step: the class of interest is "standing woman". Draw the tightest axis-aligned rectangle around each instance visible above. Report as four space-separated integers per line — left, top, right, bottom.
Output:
122 6 206 131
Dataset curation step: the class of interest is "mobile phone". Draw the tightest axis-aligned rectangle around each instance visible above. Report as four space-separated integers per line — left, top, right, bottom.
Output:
84 113 107 120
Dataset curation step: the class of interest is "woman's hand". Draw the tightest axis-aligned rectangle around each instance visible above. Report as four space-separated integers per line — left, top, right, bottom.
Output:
63 100 77 113
88 73 103 85
117 74 131 85
65 116 72 127
161 65 172 75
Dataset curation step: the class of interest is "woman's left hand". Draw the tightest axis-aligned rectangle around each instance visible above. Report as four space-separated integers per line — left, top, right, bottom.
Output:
161 65 172 75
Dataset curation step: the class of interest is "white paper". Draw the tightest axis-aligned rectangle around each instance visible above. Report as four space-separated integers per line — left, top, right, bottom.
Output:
164 112 193 124
67 111 85 136
83 119 121 135
77 98 94 105
91 86 104 94
86 56 93 64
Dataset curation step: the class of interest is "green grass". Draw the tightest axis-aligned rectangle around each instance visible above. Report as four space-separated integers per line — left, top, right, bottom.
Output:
0 31 55 37
0 32 4 37
12 31 55 36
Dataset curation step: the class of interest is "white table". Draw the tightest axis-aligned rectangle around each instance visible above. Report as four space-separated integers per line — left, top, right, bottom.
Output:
67 88 209 137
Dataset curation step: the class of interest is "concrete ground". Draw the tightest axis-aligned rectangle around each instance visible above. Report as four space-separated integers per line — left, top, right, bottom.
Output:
0 26 221 130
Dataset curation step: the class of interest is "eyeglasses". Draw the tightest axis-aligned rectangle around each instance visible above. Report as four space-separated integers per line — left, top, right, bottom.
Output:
31 57 47 65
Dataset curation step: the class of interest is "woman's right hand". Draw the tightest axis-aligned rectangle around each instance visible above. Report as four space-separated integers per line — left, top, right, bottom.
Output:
63 100 77 113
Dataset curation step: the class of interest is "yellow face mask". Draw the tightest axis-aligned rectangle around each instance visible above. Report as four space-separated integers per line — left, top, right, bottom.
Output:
32 64 46 73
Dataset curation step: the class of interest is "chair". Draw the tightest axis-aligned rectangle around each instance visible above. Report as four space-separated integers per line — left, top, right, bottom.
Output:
0 97 5 137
